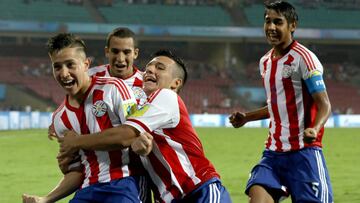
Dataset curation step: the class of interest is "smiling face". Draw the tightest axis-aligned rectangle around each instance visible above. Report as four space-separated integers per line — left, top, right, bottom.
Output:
143 56 183 95
105 36 139 79
264 9 296 50
50 47 91 98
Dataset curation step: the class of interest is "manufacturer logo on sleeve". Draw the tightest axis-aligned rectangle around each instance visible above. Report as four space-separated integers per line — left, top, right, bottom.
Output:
92 100 108 117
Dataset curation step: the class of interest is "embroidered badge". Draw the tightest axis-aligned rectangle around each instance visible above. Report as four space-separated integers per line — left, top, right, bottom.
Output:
132 86 146 100
92 100 107 117
282 65 293 78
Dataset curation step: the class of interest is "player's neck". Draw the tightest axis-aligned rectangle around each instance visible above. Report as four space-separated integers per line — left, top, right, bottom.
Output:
68 78 92 108
68 96 82 108
121 68 136 79
272 40 294 59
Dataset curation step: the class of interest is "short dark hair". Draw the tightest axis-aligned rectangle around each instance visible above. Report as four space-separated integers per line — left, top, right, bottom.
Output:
47 33 86 55
106 27 137 48
152 49 188 87
264 1 298 24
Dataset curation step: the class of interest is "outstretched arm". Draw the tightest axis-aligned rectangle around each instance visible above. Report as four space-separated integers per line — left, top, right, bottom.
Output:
229 106 269 128
22 171 83 203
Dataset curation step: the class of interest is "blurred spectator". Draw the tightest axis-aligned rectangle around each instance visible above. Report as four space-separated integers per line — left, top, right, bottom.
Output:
22 65 30 75
221 97 231 108
24 105 32 112
345 107 354 114
64 0 83 5
202 97 208 111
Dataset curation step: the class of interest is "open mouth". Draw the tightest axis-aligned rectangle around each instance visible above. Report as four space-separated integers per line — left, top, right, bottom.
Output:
114 63 127 69
61 79 76 88
268 33 278 40
144 76 156 83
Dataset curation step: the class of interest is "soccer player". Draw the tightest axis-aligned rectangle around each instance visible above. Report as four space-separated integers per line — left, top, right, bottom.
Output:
229 1 333 203
45 27 152 202
88 27 146 105
57 50 232 203
22 33 152 203
47 27 146 141
86 27 151 202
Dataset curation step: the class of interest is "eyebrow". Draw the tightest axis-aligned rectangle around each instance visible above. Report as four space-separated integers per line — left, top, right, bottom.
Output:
147 60 165 67
53 59 76 66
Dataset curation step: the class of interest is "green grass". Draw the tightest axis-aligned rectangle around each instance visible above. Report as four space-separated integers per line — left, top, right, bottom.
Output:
1 128 360 203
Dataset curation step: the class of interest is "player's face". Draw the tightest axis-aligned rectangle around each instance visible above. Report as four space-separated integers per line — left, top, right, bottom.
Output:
264 9 295 49
143 56 180 95
50 47 91 97
105 37 139 79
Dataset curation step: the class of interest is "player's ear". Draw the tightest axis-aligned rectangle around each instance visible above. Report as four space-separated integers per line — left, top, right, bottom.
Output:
84 57 91 71
289 21 297 33
133 47 139 60
170 78 183 93
105 46 110 58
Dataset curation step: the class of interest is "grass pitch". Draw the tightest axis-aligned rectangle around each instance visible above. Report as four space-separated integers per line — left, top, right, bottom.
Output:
0 128 359 203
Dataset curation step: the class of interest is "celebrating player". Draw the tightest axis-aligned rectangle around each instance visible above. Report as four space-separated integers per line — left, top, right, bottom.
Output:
22 33 152 203
58 50 232 203
229 1 333 203
47 27 147 141
88 27 146 105
45 27 152 202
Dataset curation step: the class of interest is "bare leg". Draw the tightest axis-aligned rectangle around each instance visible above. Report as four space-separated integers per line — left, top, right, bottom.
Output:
248 185 275 203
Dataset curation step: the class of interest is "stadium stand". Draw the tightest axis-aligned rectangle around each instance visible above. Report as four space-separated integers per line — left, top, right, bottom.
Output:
2 0 360 28
327 80 360 114
243 0 360 29
0 56 64 106
0 0 359 114
0 0 93 23
98 0 233 26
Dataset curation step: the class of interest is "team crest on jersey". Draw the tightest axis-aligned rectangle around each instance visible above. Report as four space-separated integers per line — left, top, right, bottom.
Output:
92 100 108 117
282 65 294 78
132 86 146 100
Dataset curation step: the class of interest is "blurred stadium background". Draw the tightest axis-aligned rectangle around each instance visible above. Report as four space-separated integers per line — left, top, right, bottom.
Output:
1 0 360 202
0 0 360 121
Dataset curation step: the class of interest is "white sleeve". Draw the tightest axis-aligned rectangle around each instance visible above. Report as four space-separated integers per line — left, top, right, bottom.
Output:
299 51 324 80
259 60 263 77
111 79 137 122
87 65 108 77
125 89 180 133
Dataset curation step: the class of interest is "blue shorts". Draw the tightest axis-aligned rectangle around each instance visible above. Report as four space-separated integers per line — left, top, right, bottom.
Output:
245 147 333 203
70 176 148 203
173 178 232 203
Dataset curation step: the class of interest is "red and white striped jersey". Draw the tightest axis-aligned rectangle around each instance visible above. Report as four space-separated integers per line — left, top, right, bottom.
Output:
125 89 220 202
88 64 146 106
52 76 138 188
260 41 326 152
